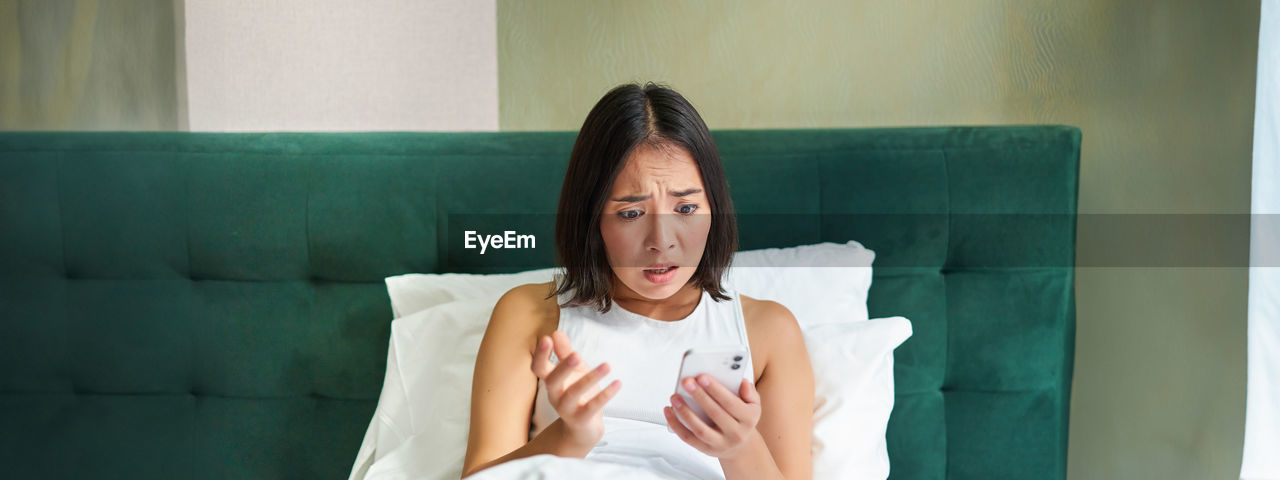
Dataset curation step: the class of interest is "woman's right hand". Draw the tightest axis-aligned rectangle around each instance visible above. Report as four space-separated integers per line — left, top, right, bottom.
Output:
530 330 622 448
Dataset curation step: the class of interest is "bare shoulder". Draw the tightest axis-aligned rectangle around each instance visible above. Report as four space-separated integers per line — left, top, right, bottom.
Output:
489 281 561 355
739 295 804 380
740 294 801 338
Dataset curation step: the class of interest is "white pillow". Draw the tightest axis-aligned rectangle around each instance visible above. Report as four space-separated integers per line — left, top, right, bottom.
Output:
726 240 875 326
350 293 505 480
349 306 910 480
385 267 560 319
804 316 913 480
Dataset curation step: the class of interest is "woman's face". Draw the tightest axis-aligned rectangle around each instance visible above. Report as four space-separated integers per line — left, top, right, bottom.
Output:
600 142 712 301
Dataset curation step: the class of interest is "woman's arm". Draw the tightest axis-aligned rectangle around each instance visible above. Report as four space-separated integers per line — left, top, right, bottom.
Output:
725 300 814 480
664 298 814 480
461 284 588 477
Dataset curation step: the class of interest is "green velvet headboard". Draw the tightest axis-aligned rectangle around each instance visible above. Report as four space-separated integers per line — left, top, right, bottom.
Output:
0 126 1079 479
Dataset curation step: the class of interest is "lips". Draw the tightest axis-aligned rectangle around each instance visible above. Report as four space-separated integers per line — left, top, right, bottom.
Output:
642 264 679 284
643 263 677 274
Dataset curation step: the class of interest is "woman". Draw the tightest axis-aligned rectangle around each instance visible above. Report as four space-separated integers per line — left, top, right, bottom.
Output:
461 82 813 480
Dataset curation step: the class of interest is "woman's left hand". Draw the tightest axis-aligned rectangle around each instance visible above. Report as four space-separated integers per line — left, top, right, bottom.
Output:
664 375 762 459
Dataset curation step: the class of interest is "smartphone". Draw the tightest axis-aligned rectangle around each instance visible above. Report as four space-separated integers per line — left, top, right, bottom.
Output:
669 345 750 433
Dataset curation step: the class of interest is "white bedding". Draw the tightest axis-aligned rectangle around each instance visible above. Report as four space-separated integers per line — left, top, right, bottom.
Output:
363 416 724 480
464 454 683 480
353 242 905 480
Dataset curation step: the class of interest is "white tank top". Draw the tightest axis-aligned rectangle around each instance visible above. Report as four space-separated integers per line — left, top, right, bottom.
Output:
529 273 755 480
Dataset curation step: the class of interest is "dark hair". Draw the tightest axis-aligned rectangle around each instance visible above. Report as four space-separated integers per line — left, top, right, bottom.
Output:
551 82 738 313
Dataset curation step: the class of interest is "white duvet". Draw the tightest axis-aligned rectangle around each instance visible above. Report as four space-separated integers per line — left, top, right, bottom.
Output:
363 416 724 480
366 451 684 480
463 454 686 480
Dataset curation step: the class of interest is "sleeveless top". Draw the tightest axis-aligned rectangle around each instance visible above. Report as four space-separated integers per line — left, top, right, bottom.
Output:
529 273 755 480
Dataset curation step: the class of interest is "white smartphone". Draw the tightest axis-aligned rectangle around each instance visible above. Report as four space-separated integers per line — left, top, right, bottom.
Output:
669 345 750 433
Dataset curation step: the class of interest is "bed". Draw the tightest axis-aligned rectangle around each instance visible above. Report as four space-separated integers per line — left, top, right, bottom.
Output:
0 126 1079 479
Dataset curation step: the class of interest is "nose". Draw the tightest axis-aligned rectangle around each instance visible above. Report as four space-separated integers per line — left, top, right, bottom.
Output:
645 213 677 252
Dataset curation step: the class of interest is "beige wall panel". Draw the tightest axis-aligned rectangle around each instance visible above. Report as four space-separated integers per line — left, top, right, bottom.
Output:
182 0 497 131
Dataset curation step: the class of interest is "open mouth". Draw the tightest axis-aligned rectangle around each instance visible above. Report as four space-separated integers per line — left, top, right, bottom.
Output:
642 266 678 284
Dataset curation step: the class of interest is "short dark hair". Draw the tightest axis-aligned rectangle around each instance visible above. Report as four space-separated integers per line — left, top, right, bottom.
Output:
552 82 738 313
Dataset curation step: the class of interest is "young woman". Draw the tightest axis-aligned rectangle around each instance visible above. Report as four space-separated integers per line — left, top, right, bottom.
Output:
461 82 813 480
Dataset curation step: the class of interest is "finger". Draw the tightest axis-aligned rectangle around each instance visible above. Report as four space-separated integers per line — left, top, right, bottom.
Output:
563 362 611 407
664 405 713 452
530 335 554 378
670 393 721 444
739 378 761 405
696 375 751 422
550 330 575 363
683 377 739 433
544 351 584 393
581 379 622 415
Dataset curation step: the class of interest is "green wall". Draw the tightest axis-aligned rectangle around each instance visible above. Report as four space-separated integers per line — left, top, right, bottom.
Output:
499 1 1258 479
0 0 178 130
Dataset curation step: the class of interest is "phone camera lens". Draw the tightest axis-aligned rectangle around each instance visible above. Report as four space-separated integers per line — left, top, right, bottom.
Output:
731 364 741 369
734 355 743 361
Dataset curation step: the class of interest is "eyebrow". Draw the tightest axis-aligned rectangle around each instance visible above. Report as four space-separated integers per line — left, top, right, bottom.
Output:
610 188 703 203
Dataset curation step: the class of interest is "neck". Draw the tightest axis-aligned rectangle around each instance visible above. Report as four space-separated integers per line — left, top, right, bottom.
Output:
610 274 703 322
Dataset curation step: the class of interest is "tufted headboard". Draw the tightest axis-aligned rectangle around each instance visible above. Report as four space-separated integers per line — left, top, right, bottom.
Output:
0 126 1079 479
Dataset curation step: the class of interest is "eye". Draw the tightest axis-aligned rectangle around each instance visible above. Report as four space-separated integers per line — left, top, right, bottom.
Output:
618 210 643 221
676 204 698 215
